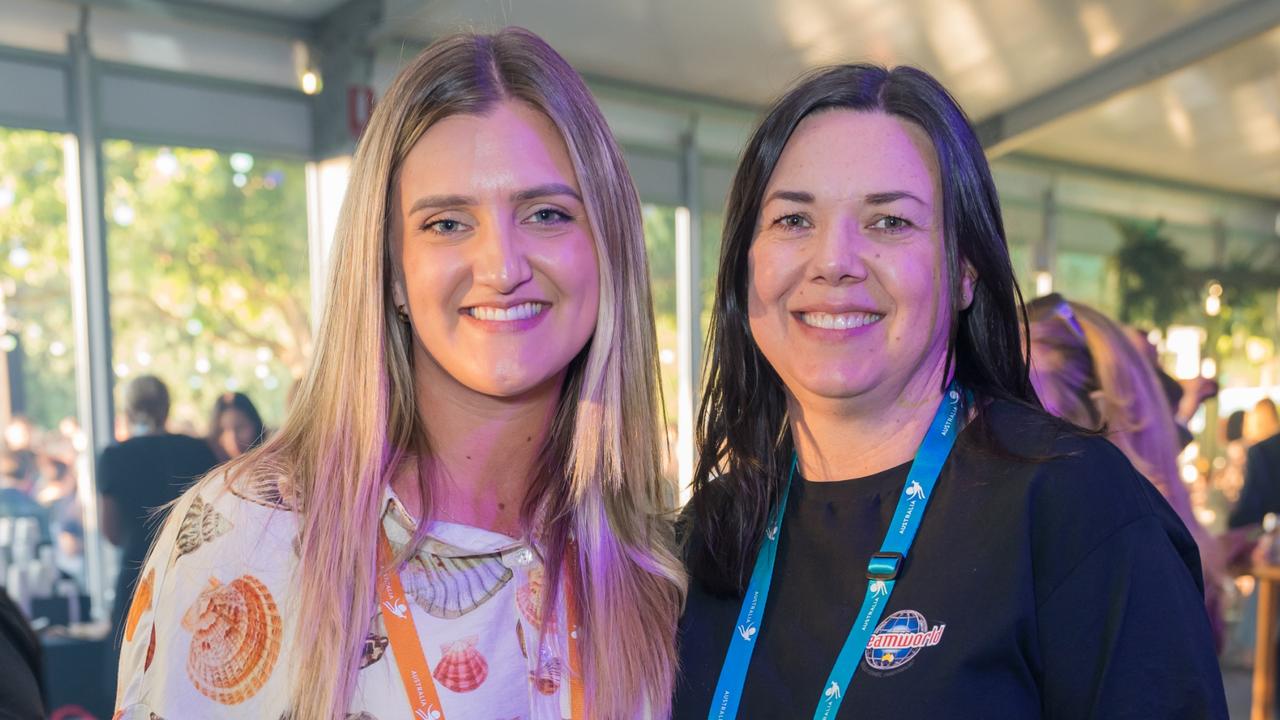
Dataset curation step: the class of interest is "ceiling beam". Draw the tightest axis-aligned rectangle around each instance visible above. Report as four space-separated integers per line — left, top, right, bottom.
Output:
976 0 1280 156
77 0 318 40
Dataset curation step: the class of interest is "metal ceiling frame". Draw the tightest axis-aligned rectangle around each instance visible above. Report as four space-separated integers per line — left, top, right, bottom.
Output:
78 0 320 39
975 0 1280 156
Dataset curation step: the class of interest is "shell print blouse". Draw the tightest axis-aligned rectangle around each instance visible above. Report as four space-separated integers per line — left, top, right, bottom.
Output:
113 470 575 719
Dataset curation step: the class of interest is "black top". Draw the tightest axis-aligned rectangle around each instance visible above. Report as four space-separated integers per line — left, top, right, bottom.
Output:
1228 431 1280 528
97 433 218 638
674 401 1227 719
0 588 44 719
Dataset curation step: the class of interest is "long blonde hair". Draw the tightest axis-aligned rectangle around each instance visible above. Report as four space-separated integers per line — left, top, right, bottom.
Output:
1027 297 1224 637
225 28 685 719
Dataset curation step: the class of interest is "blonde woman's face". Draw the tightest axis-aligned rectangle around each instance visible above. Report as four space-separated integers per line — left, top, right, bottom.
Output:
392 100 600 399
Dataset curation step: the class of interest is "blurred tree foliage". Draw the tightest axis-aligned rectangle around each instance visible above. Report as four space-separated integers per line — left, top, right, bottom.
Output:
102 140 311 431
0 127 311 433
0 128 76 430
1112 218 1195 328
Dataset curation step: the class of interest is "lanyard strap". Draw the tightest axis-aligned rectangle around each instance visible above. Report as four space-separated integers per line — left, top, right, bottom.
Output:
708 457 794 720
709 384 968 720
377 530 584 719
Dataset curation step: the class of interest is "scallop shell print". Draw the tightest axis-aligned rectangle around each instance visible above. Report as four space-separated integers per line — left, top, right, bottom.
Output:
530 655 563 696
402 551 513 619
175 495 232 560
516 567 547 627
359 610 388 669
433 635 488 693
145 625 157 671
226 473 295 511
181 575 282 704
124 567 155 643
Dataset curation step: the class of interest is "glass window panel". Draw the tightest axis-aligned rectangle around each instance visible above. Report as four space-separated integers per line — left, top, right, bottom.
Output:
102 141 311 436
0 125 94 633
642 204 678 483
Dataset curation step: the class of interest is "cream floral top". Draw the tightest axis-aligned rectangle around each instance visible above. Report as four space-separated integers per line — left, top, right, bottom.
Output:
114 470 575 719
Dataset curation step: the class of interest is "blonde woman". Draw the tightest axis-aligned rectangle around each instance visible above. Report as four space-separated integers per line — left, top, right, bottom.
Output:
1027 294 1225 647
115 28 684 719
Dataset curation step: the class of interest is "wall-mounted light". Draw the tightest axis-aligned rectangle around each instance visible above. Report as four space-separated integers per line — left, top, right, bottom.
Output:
301 69 322 95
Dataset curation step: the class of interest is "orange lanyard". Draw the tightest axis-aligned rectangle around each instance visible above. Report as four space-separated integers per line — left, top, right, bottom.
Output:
376 530 586 719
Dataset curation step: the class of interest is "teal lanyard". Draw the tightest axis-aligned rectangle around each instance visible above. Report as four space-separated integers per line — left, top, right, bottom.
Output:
708 384 968 720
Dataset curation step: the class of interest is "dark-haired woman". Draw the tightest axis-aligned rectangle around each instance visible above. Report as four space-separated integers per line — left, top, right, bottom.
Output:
207 391 266 462
673 64 1226 719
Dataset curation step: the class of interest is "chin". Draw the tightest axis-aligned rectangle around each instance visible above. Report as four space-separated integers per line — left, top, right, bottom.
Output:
465 367 561 400
793 370 881 402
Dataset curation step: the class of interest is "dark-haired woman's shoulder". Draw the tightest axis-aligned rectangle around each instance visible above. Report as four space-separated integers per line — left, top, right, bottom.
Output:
980 400 1196 575
973 399 1227 718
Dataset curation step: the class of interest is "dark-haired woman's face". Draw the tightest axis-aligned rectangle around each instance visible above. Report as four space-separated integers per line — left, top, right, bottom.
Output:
747 109 969 410
217 408 257 459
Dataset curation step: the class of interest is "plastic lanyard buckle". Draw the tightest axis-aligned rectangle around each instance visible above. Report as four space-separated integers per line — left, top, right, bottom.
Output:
866 551 904 581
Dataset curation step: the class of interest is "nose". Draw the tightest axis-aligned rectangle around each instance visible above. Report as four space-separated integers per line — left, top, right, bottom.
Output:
810 215 868 285
472 218 532 293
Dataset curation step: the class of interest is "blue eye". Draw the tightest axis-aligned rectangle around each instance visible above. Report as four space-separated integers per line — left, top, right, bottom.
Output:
423 218 467 235
527 208 573 224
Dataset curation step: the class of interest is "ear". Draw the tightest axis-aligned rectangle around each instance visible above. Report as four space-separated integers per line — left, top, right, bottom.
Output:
959 261 978 310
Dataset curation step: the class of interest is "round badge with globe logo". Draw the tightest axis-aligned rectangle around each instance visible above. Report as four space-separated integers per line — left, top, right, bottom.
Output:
863 609 946 674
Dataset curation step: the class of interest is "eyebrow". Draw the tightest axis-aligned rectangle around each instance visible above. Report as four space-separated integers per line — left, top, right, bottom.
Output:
865 190 927 206
407 183 583 215
511 182 582 204
762 189 928 207
763 189 815 205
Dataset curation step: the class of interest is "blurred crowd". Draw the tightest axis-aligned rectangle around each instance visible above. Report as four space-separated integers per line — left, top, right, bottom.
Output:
0 378 269 622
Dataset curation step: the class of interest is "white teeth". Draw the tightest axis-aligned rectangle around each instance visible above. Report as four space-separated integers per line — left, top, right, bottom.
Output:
799 311 883 330
467 302 546 322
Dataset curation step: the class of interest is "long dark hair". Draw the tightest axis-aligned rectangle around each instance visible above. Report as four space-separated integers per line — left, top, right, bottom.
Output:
208 391 266 454
689 64 1038 593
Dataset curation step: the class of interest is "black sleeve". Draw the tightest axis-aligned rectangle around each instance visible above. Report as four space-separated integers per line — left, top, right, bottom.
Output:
0 590 44 720
1037 513 1227 719
1229 441 1273 528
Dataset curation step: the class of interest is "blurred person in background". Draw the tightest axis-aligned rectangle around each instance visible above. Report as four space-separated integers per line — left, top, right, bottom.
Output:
35 455 79 524
1228 401 1280 529
96 375 218 658
1245 398 1280 446
0 449 50 543
1219 410 1248 504
1125 326 1217 450
207 391 267 462
1027 294 1226 648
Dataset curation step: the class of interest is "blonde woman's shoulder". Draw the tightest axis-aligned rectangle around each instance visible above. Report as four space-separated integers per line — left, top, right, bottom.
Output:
114 466 300 718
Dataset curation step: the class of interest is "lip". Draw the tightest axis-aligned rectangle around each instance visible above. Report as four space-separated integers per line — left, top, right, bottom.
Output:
458 300 551 333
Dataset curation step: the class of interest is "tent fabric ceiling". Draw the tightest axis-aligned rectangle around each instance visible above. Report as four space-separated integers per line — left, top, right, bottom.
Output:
147 0 1280 200
1019 23 1280 200
381 0 1241 115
